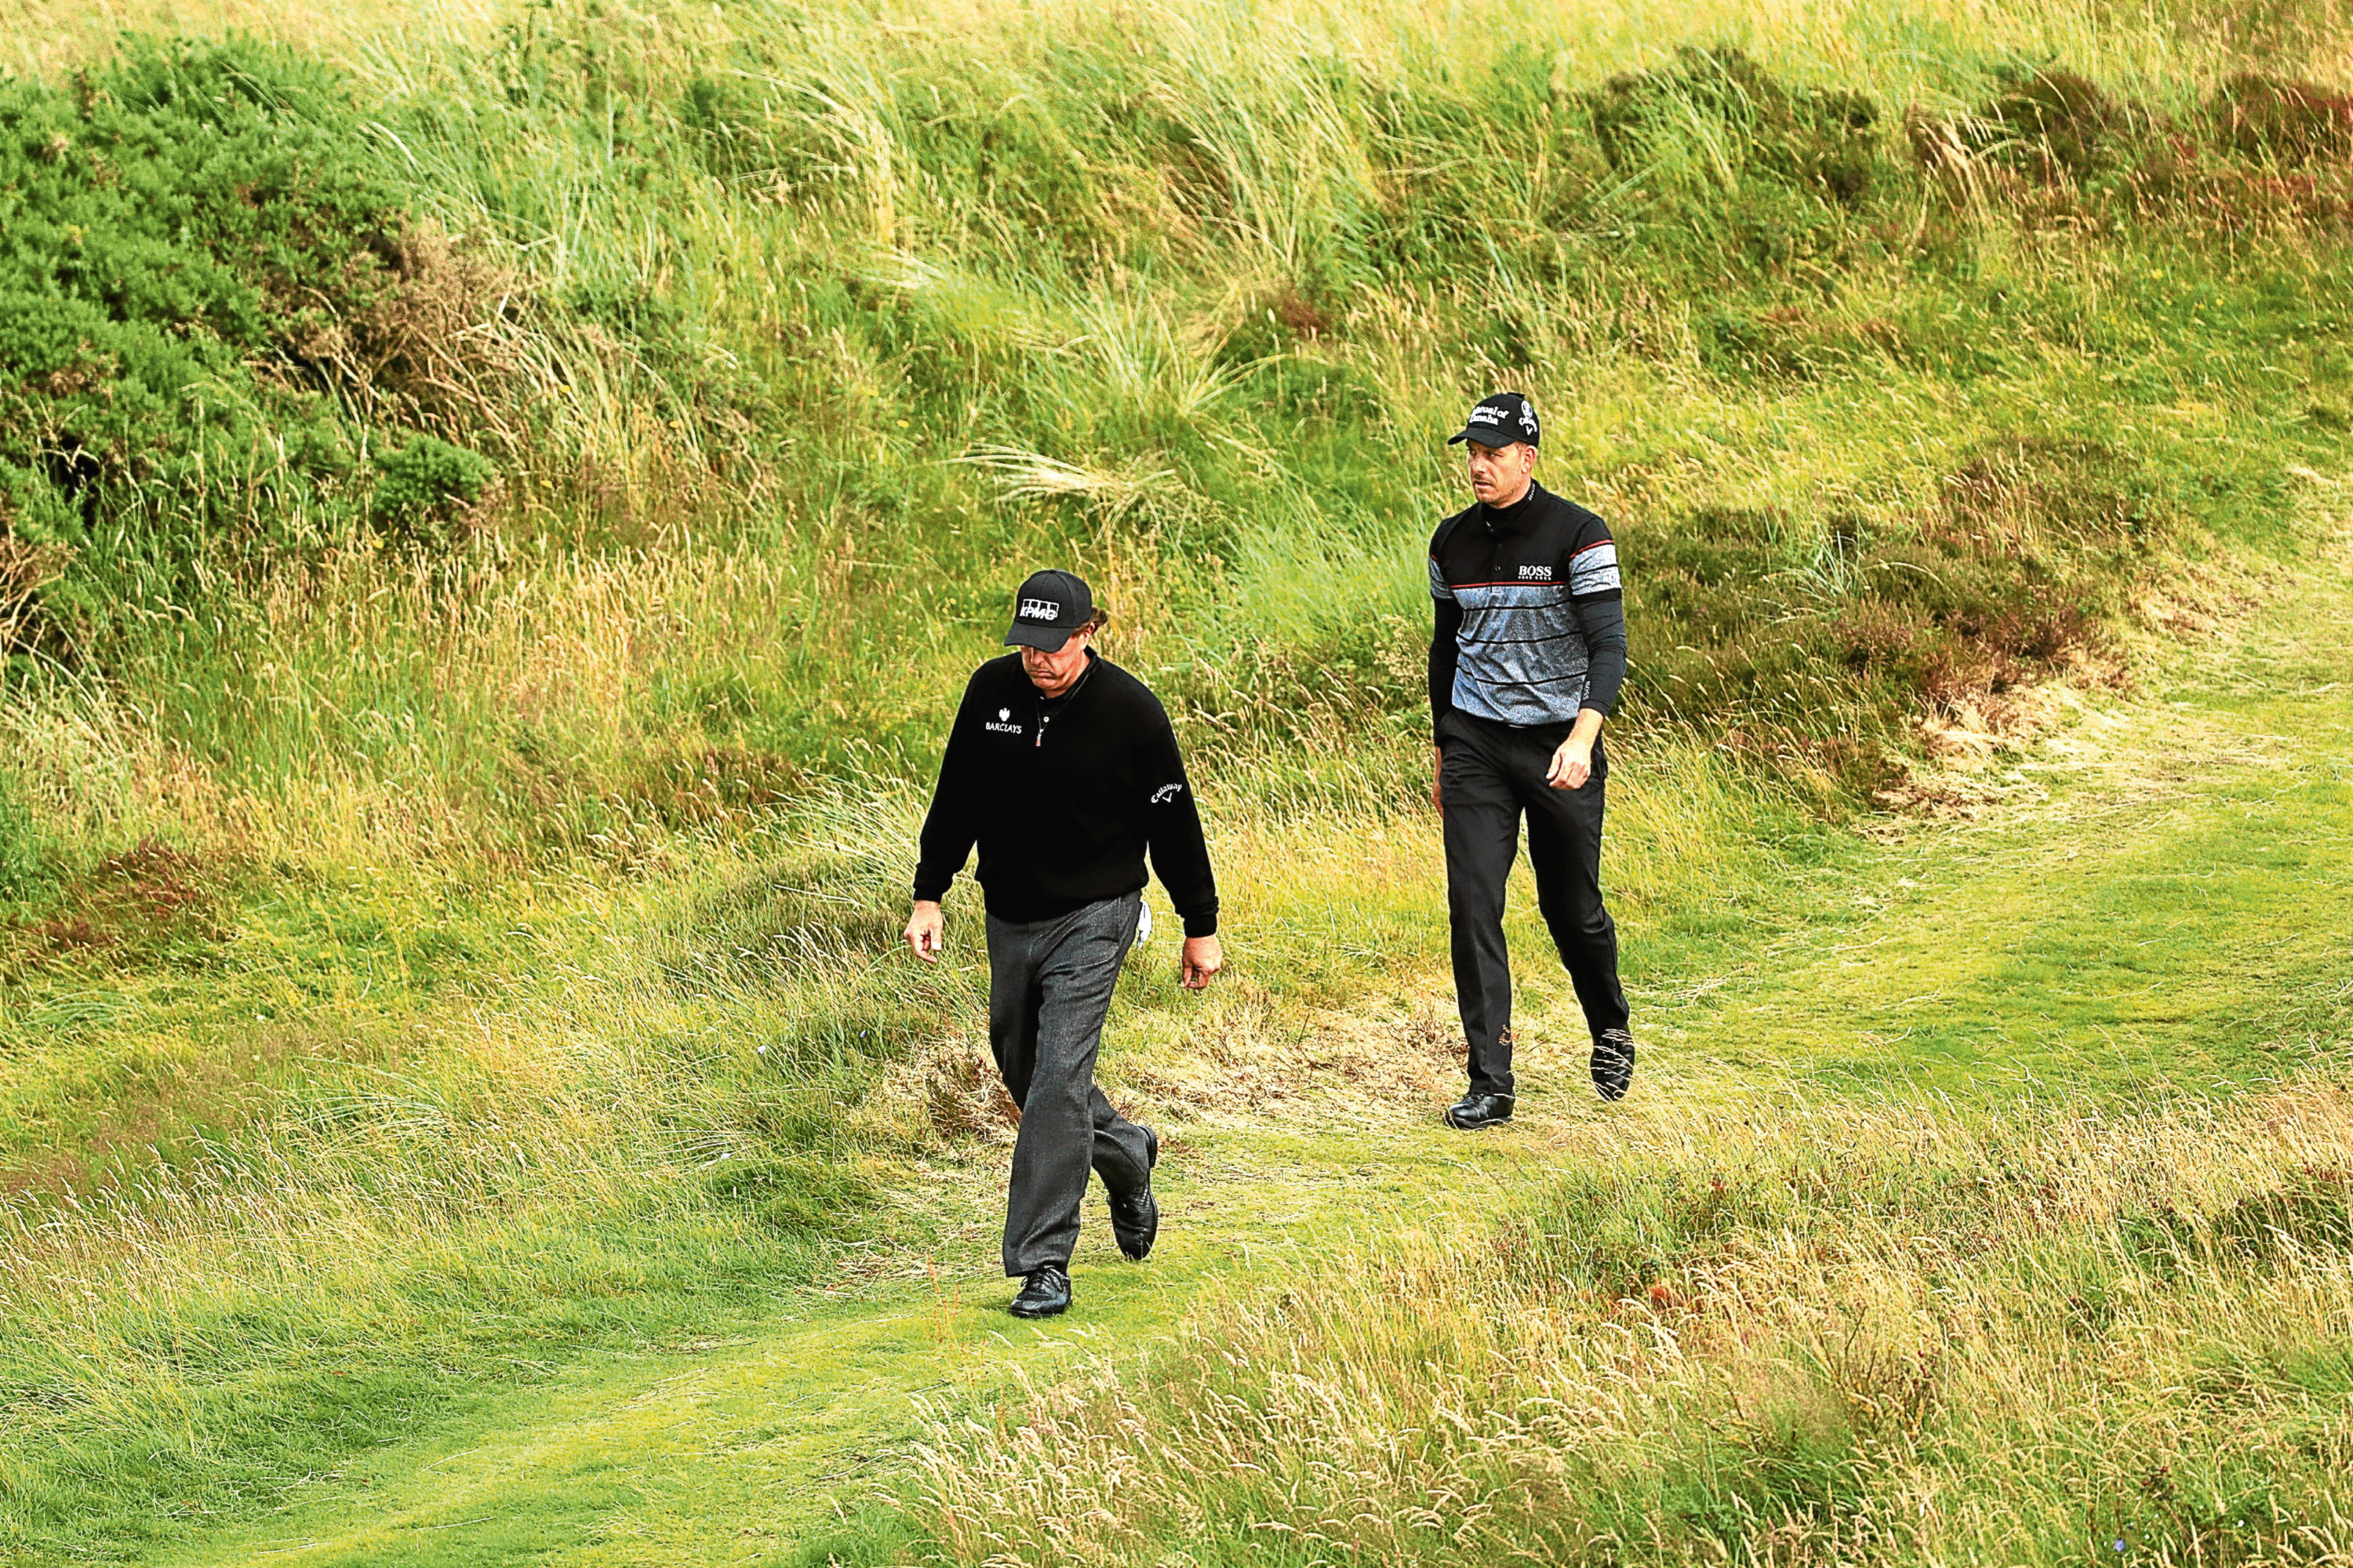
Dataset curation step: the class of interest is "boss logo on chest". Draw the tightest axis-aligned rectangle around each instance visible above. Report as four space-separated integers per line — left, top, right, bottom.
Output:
1517 564 1554 580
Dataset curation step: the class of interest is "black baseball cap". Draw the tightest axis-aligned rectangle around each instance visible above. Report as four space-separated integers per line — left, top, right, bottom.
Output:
1004 569 1094 652
1446 391 1540 449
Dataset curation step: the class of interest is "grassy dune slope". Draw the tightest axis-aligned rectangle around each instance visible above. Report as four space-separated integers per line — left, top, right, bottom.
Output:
2 0 2351 1562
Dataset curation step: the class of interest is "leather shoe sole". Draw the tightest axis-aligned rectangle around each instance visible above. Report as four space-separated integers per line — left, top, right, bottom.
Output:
1591 1029 1636 1102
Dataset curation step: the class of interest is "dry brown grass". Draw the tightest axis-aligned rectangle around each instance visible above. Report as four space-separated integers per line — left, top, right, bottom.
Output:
1866 539 2278 820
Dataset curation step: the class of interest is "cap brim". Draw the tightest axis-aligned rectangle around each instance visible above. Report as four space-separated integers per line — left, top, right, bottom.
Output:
1005 621 1073 651
1448 427 1532 448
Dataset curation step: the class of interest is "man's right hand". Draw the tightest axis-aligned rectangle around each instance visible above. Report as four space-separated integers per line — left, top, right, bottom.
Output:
904 900 945 963
1430 745 1444 810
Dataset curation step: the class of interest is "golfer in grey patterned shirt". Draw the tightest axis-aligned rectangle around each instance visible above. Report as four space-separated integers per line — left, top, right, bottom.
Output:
1427 393 1635 1129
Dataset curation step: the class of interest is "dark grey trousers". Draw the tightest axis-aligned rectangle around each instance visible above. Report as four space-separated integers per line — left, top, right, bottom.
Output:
1439 711 1631 1097
984 893 1155 1277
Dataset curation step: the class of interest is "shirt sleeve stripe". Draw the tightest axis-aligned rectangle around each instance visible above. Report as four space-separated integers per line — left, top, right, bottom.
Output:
1566 545 1621 593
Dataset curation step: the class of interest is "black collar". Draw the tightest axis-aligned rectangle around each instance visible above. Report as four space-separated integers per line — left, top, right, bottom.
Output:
1480 480 1544 534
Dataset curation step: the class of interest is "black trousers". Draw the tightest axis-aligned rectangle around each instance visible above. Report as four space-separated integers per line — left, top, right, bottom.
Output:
984 893 1155 1276
1438 711 1630 1097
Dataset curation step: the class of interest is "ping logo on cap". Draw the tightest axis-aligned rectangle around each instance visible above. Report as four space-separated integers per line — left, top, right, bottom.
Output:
1017 597 1060 621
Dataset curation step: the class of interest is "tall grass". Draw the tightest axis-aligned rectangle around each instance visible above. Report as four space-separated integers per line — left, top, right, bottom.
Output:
918 1075 2353 1564
8 0 2348 853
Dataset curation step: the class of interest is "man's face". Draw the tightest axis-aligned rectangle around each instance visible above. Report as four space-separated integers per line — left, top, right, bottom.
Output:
1020 624 1093 697
1464 439 1535 507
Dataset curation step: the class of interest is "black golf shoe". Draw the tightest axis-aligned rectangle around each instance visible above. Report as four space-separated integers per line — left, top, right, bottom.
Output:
1009 1264 1071 1319
1591 1028 1636 1101
1443 1091 1515 1130
1109 1125 1160 1262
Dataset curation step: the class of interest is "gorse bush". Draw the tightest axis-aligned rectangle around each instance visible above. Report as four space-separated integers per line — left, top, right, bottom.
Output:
1627 437 2196 789
0 42 384 533
369 433 496 542
0 39 508 647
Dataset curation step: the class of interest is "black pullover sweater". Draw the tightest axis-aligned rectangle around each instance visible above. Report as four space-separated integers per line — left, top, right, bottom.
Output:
912 652 1219 937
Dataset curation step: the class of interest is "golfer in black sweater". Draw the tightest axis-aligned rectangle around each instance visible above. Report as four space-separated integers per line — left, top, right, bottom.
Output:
905 569 1223 1319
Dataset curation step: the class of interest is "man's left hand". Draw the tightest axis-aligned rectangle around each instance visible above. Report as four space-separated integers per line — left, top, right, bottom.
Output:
1547 708 1606 791
1180 935 1224 989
